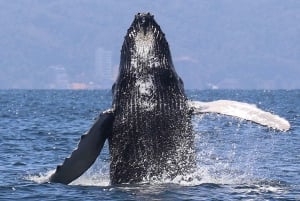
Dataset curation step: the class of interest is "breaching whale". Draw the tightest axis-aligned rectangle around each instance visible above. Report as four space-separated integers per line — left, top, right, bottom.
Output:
49 13 290 185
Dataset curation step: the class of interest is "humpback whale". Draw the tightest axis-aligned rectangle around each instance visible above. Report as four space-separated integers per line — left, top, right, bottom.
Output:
49 13 290 185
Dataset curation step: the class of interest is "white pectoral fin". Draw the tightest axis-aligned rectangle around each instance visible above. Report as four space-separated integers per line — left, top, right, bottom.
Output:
189 100 290 131
49 109 114 185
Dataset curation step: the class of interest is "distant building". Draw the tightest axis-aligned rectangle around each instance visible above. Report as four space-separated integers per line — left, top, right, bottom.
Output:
48 65 70 89
94 48 113 89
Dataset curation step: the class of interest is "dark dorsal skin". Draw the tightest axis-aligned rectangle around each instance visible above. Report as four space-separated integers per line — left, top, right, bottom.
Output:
109 13 195 184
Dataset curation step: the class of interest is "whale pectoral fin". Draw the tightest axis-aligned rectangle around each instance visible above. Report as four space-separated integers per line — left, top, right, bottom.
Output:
188 100 290 131
49 109 114 184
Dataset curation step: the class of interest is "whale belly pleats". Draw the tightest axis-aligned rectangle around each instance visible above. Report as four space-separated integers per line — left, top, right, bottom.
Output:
109 83 195 184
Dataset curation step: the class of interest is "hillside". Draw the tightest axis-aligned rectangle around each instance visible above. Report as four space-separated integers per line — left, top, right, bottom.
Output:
0 0 299 89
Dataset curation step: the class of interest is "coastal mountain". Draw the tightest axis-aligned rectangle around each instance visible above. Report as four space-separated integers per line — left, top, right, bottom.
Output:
0 0 299 89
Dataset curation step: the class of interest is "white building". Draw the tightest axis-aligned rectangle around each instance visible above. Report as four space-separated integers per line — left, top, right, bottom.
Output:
48 65 70 89
94 48 113 89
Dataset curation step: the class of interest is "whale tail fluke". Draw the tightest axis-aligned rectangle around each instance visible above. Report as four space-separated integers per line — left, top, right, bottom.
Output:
189 100 290 132
49 110 114 185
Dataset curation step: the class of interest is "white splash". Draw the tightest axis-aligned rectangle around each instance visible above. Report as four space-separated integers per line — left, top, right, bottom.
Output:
27 158 111 186
26 169 55 184
70 172 110 186
26 157 286 195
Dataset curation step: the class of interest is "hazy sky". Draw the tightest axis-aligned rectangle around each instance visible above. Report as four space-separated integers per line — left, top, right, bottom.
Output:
0 0 299 89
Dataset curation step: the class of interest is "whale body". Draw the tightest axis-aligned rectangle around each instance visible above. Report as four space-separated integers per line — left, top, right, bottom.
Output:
49 13 290 185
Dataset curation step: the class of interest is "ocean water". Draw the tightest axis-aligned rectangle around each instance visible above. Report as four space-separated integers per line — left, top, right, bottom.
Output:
0 89 299 200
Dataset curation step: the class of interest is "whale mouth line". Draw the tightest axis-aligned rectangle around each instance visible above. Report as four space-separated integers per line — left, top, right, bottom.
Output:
114 12 184 101
126 13 165 43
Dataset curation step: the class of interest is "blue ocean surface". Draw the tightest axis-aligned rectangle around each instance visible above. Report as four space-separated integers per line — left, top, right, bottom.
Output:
0 90 299 200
